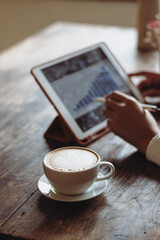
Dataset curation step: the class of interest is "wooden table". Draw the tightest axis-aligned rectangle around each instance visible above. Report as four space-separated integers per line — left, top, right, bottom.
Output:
0 22 160 240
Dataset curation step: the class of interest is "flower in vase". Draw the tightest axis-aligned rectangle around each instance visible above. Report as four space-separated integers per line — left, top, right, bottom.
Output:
144 14 160 49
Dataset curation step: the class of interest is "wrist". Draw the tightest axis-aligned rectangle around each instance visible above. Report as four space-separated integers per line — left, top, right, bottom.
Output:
139 131 160 154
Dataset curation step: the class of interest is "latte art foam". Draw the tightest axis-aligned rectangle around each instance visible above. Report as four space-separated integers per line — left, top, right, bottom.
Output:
48 149 98 172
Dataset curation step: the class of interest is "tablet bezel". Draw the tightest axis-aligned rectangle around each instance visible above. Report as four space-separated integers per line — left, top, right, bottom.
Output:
31 42 144 142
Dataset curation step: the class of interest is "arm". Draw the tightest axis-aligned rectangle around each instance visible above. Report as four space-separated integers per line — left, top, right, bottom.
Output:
103 91 160 165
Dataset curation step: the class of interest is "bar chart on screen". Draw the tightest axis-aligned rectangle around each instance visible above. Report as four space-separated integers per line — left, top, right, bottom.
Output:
73 67 118 112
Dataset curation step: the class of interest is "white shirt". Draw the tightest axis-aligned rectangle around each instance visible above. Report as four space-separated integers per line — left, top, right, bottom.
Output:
146 133 160 166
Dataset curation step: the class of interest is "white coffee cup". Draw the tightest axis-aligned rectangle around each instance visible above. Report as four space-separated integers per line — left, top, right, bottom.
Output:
43 146 115 195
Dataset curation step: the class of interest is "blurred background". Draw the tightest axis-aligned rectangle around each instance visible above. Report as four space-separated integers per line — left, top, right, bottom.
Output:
0 0 137 52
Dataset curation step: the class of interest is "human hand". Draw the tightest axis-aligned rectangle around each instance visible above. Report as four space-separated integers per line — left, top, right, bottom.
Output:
129 71 160 104
103 91 160 154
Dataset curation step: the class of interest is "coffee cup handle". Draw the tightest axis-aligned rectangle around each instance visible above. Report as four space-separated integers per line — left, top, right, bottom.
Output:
96 161 115 181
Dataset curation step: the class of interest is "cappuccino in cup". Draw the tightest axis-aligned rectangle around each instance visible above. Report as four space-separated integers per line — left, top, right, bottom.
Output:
43 146 115 195
47 148 98 172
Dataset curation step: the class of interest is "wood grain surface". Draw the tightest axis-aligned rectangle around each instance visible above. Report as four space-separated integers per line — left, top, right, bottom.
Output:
0 22 159 240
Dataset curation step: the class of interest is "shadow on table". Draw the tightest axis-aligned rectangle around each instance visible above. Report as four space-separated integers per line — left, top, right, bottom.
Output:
110 150 160 183
38 191 108 215
0 233 29 240
44 138 79 151
36 193 109 236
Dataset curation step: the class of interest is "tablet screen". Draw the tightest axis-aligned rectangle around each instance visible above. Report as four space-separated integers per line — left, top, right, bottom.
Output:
41 48 131 132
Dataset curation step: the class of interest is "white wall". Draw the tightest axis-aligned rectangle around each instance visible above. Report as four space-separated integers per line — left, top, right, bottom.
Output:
0 0 137 52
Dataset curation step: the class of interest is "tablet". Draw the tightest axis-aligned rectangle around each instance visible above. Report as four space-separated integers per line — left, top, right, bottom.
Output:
31 42 143 145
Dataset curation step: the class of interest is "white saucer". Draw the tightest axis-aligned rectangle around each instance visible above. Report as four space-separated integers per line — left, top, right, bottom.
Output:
38 173 107 202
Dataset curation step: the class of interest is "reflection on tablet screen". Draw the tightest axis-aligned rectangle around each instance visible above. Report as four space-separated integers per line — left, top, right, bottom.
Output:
41 48 131 132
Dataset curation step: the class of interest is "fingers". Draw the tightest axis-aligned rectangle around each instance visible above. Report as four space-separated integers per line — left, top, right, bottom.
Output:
105 91 136 110
105 90 131 103
107 119 113 130
103 92 128 120
128 71 147 77
105 98 124 110
129 71 160 98
130 71 160 88
137 79 152 91
103 91 141 127
103 109 115 119
103 92 122 121
138 78 160 89
137 79 160 97
141 89 160 97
